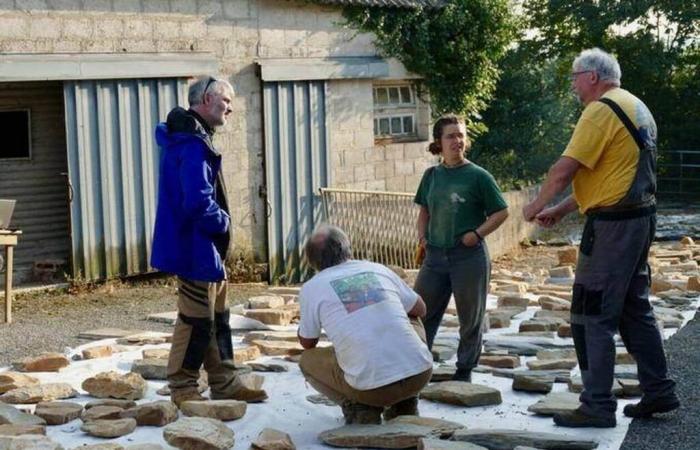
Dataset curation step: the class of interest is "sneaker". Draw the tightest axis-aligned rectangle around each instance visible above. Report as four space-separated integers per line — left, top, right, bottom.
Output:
171 387 207 408
341 401 382 425
383 396 419 421
623 394 680 418
452 368 472 382
553 407 616 428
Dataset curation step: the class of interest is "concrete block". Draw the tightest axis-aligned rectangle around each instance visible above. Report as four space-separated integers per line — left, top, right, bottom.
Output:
62 18 93 39
0 17 29 39
124 18 153 38
143 0 171 13
48 0 82 10
112 0 143 12
197 0 223 16
170 0 197 14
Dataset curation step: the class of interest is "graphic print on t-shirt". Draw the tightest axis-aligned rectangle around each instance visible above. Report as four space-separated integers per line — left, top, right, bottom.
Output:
330 272 389 314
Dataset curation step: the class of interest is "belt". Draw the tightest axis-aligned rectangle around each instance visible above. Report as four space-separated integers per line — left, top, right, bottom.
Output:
586 204 656 221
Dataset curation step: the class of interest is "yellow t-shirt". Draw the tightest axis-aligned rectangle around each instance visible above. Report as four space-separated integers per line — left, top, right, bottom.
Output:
562 88 657 213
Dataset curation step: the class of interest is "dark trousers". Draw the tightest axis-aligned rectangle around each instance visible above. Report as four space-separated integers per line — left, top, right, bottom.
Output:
414 242 490 371
573 215 675 418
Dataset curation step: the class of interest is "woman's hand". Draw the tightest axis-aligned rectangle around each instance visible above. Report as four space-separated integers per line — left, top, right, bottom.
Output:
461 231 480 247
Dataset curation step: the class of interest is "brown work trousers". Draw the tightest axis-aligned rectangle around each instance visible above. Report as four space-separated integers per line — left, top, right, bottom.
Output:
167 277 236 396
299 318 432 407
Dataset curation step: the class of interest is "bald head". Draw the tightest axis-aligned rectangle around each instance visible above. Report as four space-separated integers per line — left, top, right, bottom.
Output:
305 225 352 271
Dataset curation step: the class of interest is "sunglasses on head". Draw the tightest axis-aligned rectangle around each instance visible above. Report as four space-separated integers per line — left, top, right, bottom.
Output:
202 77 217 103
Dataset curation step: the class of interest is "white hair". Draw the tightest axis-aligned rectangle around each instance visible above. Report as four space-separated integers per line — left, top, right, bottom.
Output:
188 76 233 107
573 48 622 86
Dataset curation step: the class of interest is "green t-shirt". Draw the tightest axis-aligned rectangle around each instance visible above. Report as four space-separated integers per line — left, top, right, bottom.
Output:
414 163 508 248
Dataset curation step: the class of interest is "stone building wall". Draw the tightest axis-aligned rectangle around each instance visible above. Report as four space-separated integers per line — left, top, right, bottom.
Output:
0 0 434 262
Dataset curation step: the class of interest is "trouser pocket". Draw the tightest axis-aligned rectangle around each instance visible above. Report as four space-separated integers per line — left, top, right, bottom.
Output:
580 217 595 256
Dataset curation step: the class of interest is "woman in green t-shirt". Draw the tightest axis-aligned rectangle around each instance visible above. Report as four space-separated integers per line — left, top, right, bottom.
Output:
414 114 509 381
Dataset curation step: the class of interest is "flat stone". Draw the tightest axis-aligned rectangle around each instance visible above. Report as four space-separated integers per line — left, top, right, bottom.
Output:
519 318 564 333
616 352 635 365
115 332 172 346
147 311 178 325
121 400 178 426
131 358 168 380
536 349 576 360
82 345 114 360
267 286 301 295
251 427 295 449
319 423 439 448
81 418 137 438
233 346 261 365
11 353 70 373
78 445 125 450
0 383 78 404
81 405 125 422
503 331 555 338
229 314 272 331
549 266 575 278
0 404 46 427
538 296 571 311
497 296 530 308
431 366 456 382
389 416 465 438
126 446 166 450
526 358 577 370
251 340 304 356
142 348 170 360
419 438 488 450
163 417 235 450
512 374 553 393
478 355 520 369
432 345 457 362
247 295 285 309
0 436 62 449
243 331 300 343
82 371 147 400
527 391 580 416
34 401 83 425
688 275 700 291
452 429 598 449
534 309 571 322
618 378 642 397
0 424 45 435
85 399 137 410
247 362 287 373
78 328 146 340
180 400 247 421
306 394 336 406
567 377 624 397
421 382 502 407
488 368 571 383
557 248 578 265
494 282 529 294
244 309 294 326
557 324 572 338
487 312 511 328
0 372 40 394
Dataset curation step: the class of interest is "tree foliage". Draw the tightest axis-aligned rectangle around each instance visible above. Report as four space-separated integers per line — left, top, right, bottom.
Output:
341 0 518 133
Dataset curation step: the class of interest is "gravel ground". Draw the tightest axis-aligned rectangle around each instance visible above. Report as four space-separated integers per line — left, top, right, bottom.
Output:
0 276 268 367
620 310 700 450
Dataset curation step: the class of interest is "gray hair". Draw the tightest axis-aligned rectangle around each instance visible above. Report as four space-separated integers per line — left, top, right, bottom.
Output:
305 225 352 271
573 48 622 86
188 76 233 107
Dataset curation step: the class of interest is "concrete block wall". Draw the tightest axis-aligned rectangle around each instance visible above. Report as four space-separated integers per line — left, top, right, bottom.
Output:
0 0 434 261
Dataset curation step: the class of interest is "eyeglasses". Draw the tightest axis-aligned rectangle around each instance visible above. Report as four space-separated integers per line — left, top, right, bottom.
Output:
202 77 217 104
569 70 593 81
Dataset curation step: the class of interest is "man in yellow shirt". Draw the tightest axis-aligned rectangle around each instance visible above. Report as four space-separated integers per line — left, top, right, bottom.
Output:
523 48 678 428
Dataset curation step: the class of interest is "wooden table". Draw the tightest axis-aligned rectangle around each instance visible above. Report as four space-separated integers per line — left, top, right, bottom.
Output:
0 229 21 324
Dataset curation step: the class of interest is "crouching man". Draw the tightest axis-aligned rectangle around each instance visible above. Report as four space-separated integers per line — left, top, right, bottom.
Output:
297 225 433 424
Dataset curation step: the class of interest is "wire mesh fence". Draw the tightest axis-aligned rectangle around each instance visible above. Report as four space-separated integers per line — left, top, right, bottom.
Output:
320 188 420 269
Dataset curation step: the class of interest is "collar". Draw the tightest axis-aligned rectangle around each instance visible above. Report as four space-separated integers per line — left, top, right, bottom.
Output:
187 109 215 137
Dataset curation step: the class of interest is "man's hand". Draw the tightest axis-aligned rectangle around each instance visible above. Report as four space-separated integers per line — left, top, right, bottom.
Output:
535 206 562 228
461 231 480 247
523 201 542 222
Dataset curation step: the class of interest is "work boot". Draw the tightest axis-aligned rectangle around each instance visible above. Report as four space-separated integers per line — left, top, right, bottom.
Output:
383 396 419 421
623 393 680 418
452 368 472 382
210 374 268 403
341 401 382 424
553 407 616 428
171 387 206 408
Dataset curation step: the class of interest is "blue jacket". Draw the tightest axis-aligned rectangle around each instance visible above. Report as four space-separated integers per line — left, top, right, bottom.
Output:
151 108 230 282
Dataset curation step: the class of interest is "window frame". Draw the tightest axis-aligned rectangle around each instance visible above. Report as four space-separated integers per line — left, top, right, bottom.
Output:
372 82 421 143
0 108 32 161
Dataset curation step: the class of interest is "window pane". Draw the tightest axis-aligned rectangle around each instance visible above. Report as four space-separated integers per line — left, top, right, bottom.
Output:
400 87 412 104
0 110 31 159
372 89 377 105
403 116 414 134
390 117 402 134
374 118 378 135
376 88 388 105
388 87 400 104
379 118 390 135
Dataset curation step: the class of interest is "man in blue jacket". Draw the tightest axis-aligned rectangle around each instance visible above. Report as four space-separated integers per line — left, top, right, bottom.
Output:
152 76 267 407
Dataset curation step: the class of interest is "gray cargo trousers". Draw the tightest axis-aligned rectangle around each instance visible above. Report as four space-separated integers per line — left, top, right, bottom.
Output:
573 213 676 419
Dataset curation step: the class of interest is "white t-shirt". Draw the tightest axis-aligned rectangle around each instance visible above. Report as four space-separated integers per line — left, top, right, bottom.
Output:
298 260 433 390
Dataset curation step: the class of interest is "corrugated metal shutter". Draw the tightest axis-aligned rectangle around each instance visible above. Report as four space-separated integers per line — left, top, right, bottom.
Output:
63 78 187 281
0 82 70 286
263 81 329 284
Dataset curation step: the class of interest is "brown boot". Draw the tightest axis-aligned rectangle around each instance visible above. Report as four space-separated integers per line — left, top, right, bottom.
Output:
383 396 419 421
341 402 382 425
171 387 206 408
210 374 268 403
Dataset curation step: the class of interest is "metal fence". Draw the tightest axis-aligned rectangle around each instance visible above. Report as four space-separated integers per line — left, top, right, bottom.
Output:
658 150 700 199
320 188 419 269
